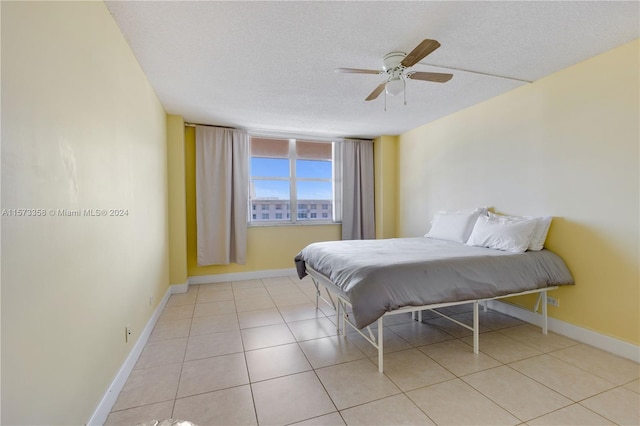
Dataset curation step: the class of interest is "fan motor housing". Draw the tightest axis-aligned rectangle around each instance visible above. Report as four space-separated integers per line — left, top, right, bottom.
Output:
383 52 406 71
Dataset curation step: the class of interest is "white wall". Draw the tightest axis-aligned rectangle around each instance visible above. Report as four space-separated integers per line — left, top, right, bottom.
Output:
1 2 169 424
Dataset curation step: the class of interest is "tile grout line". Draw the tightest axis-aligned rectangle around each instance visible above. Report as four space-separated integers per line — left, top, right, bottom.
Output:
171 285 198 419
274 279 345 424
229 281 261 426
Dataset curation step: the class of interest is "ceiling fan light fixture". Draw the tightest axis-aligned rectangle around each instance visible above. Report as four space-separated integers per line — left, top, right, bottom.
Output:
385 77 404 96
337 40 451 106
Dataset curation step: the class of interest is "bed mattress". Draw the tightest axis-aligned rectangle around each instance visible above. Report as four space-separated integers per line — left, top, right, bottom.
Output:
295 237 574 328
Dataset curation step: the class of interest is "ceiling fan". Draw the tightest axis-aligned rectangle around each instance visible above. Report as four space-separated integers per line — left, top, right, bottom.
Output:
335 39 453 108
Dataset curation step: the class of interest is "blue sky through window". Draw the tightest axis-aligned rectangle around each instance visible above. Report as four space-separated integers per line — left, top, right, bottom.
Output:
252 180 289 199
296 160 331 179
251 158 289 177
251 158 332 200
297 181 332 200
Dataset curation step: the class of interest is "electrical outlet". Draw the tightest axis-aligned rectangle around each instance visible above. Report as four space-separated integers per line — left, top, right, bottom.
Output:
546 296 559 307
125 325 132 343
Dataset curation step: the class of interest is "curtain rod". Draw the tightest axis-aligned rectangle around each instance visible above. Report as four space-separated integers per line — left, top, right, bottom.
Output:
185 122 370 142
184 122 238 130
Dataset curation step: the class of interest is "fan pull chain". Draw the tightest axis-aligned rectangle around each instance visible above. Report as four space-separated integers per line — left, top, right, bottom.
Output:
403 77 407 105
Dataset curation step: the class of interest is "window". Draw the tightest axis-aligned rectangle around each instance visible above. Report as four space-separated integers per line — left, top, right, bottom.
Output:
250 137 336 224
262 213 269 219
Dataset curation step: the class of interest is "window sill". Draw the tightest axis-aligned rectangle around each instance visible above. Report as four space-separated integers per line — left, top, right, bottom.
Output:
247 221 341 228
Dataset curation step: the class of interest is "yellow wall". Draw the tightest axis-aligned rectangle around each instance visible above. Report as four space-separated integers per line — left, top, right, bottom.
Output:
184 127 341 276
167 115 188 285
1 2 169 424
396 40 639 345
373 135 398 239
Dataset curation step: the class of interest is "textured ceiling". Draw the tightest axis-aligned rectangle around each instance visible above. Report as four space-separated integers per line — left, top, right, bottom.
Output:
106 1 639 139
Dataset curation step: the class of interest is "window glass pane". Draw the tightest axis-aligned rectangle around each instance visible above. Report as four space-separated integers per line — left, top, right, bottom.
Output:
296 159 331 179
297 181 332 201
251 138 289 157
251 180 290 200
251 158 289 178
297 141 331 160
297 181 333 221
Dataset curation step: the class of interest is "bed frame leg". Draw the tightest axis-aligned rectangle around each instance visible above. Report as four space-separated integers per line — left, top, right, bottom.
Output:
473 301 479 354
336 299 341 334
542 290 548 335
313 279 320 311
377 317 384 373
534 292 542 314
418 310 423 322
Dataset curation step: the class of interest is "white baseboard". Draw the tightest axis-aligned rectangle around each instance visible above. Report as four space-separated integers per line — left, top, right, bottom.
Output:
188 268 297 285
487 300 640 363
171 280 189 294
87 281 188 426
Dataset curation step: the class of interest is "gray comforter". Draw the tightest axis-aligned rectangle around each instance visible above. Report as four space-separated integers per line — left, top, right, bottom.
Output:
295 237 574 328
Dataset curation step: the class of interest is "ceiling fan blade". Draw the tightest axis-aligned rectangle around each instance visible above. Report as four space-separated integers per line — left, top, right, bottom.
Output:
365 83 386 101
400 39 441 68
407 71 453 83
334 68 381 75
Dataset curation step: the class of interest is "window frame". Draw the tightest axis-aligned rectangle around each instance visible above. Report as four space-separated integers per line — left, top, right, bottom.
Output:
249 136 338 226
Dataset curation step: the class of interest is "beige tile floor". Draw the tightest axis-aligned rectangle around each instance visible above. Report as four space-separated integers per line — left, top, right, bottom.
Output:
106 276 640 426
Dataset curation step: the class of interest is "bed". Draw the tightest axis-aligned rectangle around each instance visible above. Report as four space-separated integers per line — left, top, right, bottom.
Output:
294 237 574 372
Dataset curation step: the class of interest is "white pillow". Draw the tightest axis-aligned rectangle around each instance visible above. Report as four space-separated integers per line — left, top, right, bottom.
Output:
488 212 552 251
467 215 538 253
425 208 487 243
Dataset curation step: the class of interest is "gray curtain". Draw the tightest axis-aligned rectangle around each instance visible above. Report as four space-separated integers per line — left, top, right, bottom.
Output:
341 138 375 240
195 126 249 265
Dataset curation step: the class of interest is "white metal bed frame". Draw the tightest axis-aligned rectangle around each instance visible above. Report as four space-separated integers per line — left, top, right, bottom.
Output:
306 266 557 373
